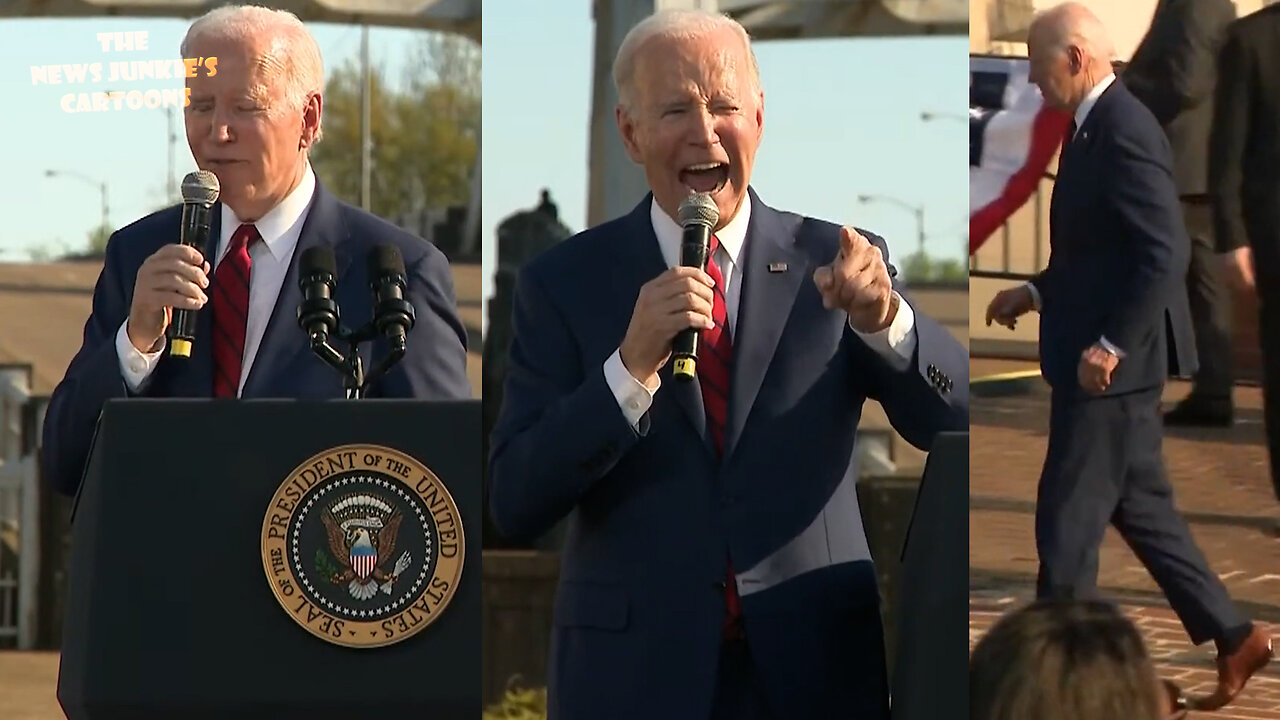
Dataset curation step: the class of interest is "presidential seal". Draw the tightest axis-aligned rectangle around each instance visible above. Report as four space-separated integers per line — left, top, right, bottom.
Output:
261 444 464 648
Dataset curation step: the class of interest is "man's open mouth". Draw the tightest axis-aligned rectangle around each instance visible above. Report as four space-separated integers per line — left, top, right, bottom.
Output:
680 162 728 194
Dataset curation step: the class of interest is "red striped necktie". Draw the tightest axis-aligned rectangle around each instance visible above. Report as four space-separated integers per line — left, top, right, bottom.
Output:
211 223 257 398
698 235 742 637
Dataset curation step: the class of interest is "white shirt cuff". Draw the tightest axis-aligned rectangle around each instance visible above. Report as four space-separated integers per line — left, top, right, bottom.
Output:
1098 336 1126 358
603 348 657 429
849 292 916 371
1024 282 1042 311
116 320 164 393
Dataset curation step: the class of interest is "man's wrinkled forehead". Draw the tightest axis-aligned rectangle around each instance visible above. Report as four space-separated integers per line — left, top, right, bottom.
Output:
633 34 751 103
188 34 283 74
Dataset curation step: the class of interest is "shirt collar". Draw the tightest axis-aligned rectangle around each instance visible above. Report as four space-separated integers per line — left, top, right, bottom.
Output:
219 162 316 261
649 192 752 272
1074 72 1115 135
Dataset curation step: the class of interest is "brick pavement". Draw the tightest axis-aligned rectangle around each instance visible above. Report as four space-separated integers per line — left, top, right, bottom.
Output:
971 375 1280 717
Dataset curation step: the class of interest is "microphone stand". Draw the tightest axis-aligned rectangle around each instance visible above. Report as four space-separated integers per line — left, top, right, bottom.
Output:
303 320 406 399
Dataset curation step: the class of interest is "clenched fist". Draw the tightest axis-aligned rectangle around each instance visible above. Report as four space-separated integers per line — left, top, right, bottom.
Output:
618 266 716 387
126 244 211 353
812 226 896 333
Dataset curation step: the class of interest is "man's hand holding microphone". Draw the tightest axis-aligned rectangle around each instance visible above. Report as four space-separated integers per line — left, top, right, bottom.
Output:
126 170 218 356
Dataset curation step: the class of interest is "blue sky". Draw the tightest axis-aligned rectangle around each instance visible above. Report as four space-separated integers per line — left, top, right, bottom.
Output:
0 16 425 259
1 6 967 326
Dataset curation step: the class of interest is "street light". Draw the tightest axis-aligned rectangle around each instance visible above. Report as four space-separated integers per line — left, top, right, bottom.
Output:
45 169 109 233
857 193 925 256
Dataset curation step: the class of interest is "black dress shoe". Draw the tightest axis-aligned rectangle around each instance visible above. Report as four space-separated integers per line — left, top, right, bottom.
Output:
1164 399 1233 428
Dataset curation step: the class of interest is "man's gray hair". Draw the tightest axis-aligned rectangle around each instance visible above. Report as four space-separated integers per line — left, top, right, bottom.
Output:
181 4 325 140
612 8 760 113
1033 2 1116 62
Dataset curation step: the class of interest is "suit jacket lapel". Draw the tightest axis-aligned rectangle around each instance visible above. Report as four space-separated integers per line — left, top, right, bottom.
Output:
1053 82 1116 237
241 182 352 397
614 196 712 452
724 191 806 460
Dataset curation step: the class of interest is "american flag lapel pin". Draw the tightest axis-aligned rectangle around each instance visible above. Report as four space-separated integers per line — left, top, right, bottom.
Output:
768 262 788 273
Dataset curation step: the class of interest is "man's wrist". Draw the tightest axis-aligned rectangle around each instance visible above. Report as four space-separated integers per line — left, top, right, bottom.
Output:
125 318 164 354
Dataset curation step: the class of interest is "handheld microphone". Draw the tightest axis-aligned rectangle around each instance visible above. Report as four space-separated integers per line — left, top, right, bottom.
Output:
296 246 340 342
169 170 220 358
671 193 720 381
368 244 416 353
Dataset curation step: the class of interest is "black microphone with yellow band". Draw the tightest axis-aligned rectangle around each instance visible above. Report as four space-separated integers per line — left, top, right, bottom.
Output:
169 170 219 358
671 192 719 381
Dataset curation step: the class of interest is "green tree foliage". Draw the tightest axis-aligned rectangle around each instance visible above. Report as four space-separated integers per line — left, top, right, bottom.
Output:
901 250 967 284
311 32 480 219
87 223 113 254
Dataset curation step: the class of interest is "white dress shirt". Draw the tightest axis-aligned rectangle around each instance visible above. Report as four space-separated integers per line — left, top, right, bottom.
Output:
604 194 919 428
1026 73 1126 357
116 162 317 396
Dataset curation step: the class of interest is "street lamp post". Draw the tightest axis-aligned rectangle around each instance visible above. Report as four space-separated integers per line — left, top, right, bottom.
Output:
857 194 925 256
46 169 109 233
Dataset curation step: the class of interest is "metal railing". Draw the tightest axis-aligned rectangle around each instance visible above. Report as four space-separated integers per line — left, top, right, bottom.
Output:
0 366 39 649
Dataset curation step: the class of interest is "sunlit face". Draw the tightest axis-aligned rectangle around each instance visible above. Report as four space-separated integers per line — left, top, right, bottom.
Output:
184 34 321 221
1026 24 1079 111
616 27 764 229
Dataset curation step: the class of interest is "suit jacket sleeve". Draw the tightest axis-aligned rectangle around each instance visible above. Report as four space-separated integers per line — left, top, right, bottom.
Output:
372 246 472 400
1209 26 1251 253
846 234 968 451
41 234 141 496
1124 0 1232 125
487 265 645 544
1099 126 1186 351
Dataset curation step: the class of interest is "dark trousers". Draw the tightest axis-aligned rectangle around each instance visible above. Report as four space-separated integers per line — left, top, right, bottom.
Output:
710 638 772 720
1183 199 1235 401
1258 295 1280 501
1034 386 1246 645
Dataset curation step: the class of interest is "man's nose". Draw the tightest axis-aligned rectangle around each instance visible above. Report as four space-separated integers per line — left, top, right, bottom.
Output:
206 110 233 142
687 108 718 146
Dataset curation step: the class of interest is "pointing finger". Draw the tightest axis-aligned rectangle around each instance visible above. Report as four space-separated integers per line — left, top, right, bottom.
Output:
840 226 867 257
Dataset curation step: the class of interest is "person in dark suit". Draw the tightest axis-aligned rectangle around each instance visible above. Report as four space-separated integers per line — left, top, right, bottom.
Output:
488 9 968 720
1209 4 1280 502
1124 0 1237 427
42 5 471 496
984 3 1271 713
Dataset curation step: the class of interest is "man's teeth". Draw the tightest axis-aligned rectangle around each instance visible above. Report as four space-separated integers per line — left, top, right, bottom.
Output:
685 163 723 172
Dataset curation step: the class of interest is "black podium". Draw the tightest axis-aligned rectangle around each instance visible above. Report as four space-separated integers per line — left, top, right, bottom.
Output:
890 431 968 720
58 399 481 719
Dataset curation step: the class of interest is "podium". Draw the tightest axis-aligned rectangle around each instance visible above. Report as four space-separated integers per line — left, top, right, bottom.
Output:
57 399 481 719
890 431 968 720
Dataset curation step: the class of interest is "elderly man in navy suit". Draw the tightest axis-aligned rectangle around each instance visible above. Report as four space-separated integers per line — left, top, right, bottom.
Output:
42 5 471 496
489 9 967 719
985 3 1271 713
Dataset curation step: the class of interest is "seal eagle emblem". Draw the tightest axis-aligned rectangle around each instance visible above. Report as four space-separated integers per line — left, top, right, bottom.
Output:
261 444 465 648
321 495 412 600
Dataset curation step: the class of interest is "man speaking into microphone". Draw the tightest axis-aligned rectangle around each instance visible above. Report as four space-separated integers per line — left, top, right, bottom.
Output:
42 5 471 497
487 8 968 719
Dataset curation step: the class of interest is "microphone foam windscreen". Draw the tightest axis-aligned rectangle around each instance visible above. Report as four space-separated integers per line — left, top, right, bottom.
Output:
367 244 406 279
181 170 220 205
300 246 337 278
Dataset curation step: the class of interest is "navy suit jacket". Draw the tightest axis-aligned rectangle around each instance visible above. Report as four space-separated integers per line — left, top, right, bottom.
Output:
488 190 968 719
1033 80 1197 397
42 181 472 496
